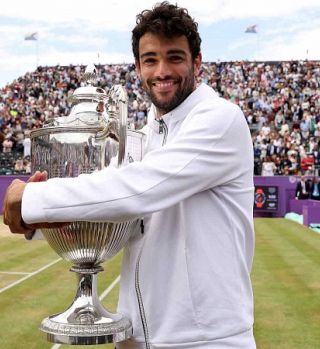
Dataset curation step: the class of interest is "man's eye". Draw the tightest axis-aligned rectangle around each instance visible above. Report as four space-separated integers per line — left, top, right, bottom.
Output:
143 58 156 65
170 56 183 62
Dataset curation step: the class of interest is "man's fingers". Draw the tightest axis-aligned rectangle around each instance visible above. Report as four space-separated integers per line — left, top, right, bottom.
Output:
40 171 48 181
2 179 28 234
27 171 48 183
7 219 34 235
6 220 68 235
24 231 35 240
28 222 70 230
3 171 63 235
27 171 40 183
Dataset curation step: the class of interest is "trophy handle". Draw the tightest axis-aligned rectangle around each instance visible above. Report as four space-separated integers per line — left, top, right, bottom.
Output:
105 85 128 167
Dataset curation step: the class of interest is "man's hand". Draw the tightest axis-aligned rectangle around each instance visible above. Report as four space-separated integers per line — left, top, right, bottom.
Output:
3 171 66 238
3 178 29 234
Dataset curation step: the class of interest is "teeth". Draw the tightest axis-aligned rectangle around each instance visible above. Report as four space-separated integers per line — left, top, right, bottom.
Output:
154 82 174 87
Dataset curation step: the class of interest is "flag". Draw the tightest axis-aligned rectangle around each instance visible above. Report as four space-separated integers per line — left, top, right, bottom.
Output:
245 25 257 34
24 32 38 41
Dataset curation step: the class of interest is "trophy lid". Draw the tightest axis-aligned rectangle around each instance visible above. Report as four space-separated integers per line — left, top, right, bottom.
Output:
30 64 109 134
70 64 108 104
30 64 133 170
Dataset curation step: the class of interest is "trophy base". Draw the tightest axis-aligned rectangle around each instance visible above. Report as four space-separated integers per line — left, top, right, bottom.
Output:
40 267 132 345
40 314 132 345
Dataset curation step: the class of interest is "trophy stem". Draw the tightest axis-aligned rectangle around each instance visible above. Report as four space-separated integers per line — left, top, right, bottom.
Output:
39 264 132 345
68 264 105 325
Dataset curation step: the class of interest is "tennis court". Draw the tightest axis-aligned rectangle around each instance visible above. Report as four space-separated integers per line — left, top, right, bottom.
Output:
0 218 319 349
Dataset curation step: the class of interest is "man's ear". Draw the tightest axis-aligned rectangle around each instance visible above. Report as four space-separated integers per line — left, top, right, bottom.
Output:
135 60 141 79
193 53 202 77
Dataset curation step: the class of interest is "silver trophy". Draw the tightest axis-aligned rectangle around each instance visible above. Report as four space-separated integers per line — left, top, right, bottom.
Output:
30 65 145 345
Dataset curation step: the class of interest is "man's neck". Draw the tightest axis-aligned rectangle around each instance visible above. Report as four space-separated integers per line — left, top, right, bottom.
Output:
155 109 164 120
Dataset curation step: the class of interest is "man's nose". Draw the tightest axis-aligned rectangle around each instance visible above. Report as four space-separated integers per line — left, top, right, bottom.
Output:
155 60 172 78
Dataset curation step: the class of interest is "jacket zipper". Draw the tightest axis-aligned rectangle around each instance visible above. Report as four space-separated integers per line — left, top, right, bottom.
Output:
135 219 150 349
158 118 168 146
135 123 168 348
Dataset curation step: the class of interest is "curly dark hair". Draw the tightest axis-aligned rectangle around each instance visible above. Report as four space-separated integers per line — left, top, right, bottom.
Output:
132 1 201 62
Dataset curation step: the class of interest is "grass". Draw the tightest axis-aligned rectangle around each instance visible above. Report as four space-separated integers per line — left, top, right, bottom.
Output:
0 217 319 348
0 231 121 349
252 219 320 349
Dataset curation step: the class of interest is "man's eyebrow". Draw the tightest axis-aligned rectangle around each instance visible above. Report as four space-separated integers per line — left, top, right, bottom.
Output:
167 49 187 56
140 49 187 59
140 52 157 59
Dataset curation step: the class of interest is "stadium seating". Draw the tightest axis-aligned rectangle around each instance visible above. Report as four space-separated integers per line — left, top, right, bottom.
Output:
0 60 319 176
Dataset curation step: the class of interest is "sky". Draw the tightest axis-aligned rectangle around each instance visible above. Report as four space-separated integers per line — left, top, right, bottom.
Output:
0 0 320 88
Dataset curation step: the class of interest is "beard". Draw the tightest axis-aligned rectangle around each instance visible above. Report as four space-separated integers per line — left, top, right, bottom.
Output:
142 68 196 115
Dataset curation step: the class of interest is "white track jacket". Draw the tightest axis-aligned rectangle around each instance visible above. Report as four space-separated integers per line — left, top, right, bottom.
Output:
22 83 255 348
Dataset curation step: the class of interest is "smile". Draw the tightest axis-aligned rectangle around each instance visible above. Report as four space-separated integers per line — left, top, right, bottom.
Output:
152 81 175 87
151 80 178 92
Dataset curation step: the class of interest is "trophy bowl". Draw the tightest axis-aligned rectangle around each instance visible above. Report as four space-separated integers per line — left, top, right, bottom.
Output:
30 65 145 345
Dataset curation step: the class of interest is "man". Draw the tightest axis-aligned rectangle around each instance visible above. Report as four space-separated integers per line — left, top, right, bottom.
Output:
295 175 311 200
310 175 320 200
3 2 255 348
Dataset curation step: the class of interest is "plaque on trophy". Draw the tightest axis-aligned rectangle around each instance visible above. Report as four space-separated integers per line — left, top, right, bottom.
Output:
30 65 145 345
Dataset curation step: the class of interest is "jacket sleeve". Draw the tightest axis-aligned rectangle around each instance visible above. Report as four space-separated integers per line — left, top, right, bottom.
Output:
22 101 253 224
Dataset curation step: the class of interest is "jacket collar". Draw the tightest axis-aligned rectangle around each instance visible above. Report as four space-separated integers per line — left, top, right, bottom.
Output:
147 83 217 133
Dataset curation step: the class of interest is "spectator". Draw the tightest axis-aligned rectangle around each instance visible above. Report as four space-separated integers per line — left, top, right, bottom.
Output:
2 135 13 153
310 176 320 200
22 130 31 158
300 112 310 140
279 153 292 175
14 157 24 173
295 175 311 200
261 155 276 176
311 144 320 176
300 153 315 175
23 158 31 174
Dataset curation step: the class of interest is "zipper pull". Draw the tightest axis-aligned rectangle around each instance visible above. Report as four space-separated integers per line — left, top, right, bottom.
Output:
140 219 144 234
159 119 164 134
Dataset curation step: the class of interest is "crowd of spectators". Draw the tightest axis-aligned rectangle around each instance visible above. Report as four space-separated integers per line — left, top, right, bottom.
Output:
0 60 319 175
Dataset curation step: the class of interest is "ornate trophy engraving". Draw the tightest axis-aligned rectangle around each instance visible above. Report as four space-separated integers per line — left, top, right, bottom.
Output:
30 65 145 345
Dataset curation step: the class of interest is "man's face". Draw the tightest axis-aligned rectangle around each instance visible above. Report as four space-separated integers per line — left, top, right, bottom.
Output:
136 33 201 116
